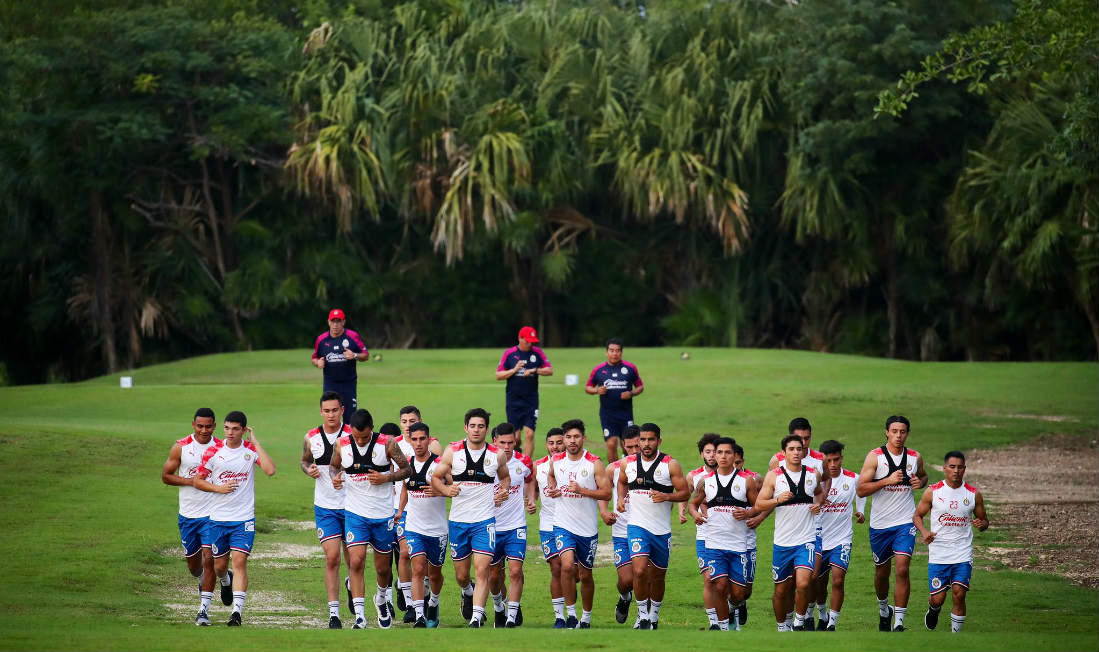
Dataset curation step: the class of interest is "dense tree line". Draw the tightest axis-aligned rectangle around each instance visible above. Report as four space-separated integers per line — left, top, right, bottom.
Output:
1 0 1094 383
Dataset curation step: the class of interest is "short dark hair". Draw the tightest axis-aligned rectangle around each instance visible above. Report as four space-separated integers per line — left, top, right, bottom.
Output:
697 433 721 453
713 436 736 451
605 337 624 349
410 422 430 437
731 442 745 458
788 417 812 434
622 424 641 440
350 409 374 431
194 407 215 420
886 415 911 430
944 450 965 464
561 418 585 435
464 407 490 426
400 405 421 418
320 391 342 406
378 422 401 437
494 422 517 438
780 434 804 451
545 427 564 439
224 410 247 428
640 423 661 438
819 440 845 455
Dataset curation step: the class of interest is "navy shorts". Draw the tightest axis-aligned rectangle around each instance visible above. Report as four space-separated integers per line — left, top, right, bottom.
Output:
506 403 538 432
599 414 633 441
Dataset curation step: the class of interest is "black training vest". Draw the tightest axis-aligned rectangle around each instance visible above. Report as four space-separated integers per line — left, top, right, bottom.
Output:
874 447 910 484
346 435 389 476
312 425 338 466
780 467 814 505
451 443 493 484
627 453 674 494
708 472 751 508
406 454 438 491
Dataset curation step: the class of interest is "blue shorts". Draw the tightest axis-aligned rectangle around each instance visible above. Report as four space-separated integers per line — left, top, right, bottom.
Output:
870 523 917 565
600 415 633 441
506 403 538 432
449 519 496 561
540 530 559 560
325 382 357 423
815 532 823 557
627 524 671 569
345 512 394 553
405 530 448 567
614 536 631 569
928 562 972 594
822 544 852 572
705 549 752 587
493 527 528 564
178 515 210 557
207 519 256 558
314 506 345 544
696 540 708 575
553 526 598 569
745 548 758 584
771 542 815 583
394 510 406 542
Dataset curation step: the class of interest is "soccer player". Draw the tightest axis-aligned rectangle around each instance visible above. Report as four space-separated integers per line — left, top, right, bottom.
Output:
856 415 927 632
430 408 511 628
600 425 641 626
689 437 758 630
585 338 644 462
814 439 866 630
488 423 536 627
300 392 353 628
496 326 553 455
681 433 719 627
618 423 690 630
399 421 448 628
192 411 277 627
161 407 225 626
329 409 412 629
914 451 989 633
392 406 442 623
755 434 824 632
533 427 566 626
311 308 368 424
729 442 764 626
546 419 611 628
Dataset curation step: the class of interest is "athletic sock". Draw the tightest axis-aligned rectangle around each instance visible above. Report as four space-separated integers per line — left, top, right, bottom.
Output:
385 585 394 604
785 611 794 628
461 583 474 597
776 621 787 632
492 592 505 612
552 597 565 620
566 603 577 618
828 609 840 627
219 573 231 587
507 601 519 623
619 590 633 602
718 618 729 631
375 584 388 606
637 599 649 621
400 581 413 608
950 614 965 633
199 591 213 613
706 608 718 626
471 605 485 625
580 609 592 625
878 598 890 617
232 591 246 615
328 601 340 618
807 602 817 621
894 606 907 628
413 599 425 619
353 598 366 621
650 600 663 623
429 592 440 607
794 611 805 627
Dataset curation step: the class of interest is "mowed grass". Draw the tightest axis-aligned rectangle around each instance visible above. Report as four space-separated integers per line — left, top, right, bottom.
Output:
0 347 1095 651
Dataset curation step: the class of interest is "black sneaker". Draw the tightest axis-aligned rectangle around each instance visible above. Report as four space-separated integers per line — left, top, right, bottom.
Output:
195 610 211 626
638 619 651 630
553 618 567 629
792 624 805 631
893 624 905 632
468 616 483 628
227 612 242 627
708 624 720 630
818 617 829 631
924 608 940 630
494 608 507 628
396 586 407 612
403 607 417 624
352 617 365 629
577 621 590 629
376 600 392 629
426 602 439 628
651 621 659 630
825 624 836 631
738 602 748 626
414 617 427 628
615 596 630 624
515 605 523 626
460 585 474 621
879 606 893 632
328 615 342 629
221 570 234 606
804 615 815 631
345 577 354 616
505 620 517 628
565 615 578 628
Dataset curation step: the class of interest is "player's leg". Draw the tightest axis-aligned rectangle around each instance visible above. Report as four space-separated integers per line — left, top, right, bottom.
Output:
522 426 535 459
371 542 395 628
223 520 255 625
548 551 565 626
505 558 524 626
409 537 429 626
949 582 968 632
806 541 825 630
614 542 634 625
711 575 730 628
470 552 493 626
645 533 670 628
772 577 793 628
347 544 368 628
321 537 343 626
870 526 896 630
397 534 415 623
792 566 813 629
489 558 507 627
892 552 912 629
577 564 595 627
425 541 445 627
924 562 949 631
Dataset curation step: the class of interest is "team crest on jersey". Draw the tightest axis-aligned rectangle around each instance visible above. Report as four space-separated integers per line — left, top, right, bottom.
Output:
529 354 537 363
621 367 627 374
963 497 970 505
244 453 251 461
346 531 355 542
843 483 849 490
631 541 641 553
931 577 942 589
581 470 588 477
342 339 349 347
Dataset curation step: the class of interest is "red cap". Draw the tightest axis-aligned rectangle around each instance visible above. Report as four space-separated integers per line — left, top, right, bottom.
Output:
518 326 539 343
328 308 346 321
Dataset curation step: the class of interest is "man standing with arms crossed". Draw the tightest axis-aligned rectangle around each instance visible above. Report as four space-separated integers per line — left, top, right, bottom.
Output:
618 423 690 630
914 451 989 633
431 408 511 628
311 308 368 424
533 427 566 626
301 392 353 628
546 419 611 628
814 439 866 630
161 408 225 625
857 415 927 632
600 425 641 627
330 409 412 630
192 411 277 626
399 422 449 628
496 327 553 456
488 423 536 627
585 338 643 462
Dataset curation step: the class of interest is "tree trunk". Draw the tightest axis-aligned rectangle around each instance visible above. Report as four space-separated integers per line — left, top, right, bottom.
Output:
90 189 119 374
886 263 899 359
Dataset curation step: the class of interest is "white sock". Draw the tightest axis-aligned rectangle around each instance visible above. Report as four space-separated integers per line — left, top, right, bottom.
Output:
637 599 649 620
894 606 907 628
219 573 231 587
375 584 388 605
706 607 717 626
828 609 840 627
718 618 729 630
507 601 519 623
552 597 565 620
951 614 965 633
232 591 246 615
385 585 394 603
471 605 485 624
492 592 505 611
807 602 816 620
461 582 474 597
650 600 662 622
785 611 794 628
794 611 805 627
413 599 424 619
429 592 440 607
878 598 890 617
353 597 365 621
199 591 213 612
580 609 591 624
776 621 788 632
328 601 339 618
400 581 413 606
566 603 577 618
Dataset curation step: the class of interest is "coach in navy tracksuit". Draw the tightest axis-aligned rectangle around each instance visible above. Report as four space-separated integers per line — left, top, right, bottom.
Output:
585 337 643 463
311 308 368 424
496 326 553 455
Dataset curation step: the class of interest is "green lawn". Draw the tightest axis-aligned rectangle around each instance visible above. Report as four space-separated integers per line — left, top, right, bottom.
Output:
0 348 1095 650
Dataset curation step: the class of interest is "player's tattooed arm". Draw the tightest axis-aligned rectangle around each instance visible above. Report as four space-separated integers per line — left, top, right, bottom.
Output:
302 437 320 478
972 489 989 531
385 440 412 483
329 445 344 490
161 443 190 487
913 488 935 543
493 457 512 505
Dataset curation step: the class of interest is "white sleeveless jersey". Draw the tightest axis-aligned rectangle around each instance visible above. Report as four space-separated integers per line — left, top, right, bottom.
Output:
404 456 448 537
623 453 676 536
551 450 601 537
819 469 866 550
177 434 222 518
197 441 260 522
392 435 440 509
339 434 395 519
447 441 502 524
609 459 631 539
495 453 533 531
688 466 711 542
777 449 826 533
307 425 350 510
534 455 558 532
771 466 820 547
868 447 920 529
928 481 978 564
701 470 756 552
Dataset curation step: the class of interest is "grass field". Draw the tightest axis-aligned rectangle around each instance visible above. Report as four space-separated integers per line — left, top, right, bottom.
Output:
0 347 1095 651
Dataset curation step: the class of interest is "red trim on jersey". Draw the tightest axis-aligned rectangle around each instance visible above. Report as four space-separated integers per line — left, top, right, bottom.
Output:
930 480 945 490
377 435 389 445
659 453 672 464
177 435 194 446
807 449 824 460
906 448 919 457
872 447 884 455
339 435 351 446
535 455 551 466
516 453 534 472
842 469 857 478
690 465 706 476
448 440 464 451
963 482 977 492
244 441 257 452
584 451 601 462
737 470 754 479
552 451 567 461
771 467 785 476
622 454 638 464
312 332 327 359
195 444 221 478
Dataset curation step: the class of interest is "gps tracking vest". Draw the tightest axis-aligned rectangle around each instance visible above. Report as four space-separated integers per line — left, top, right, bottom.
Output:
627 452 674 493
346 436 389 475
406 454 438 491
780 467 814 505
313 424 335 465
452 442 493 483
708 472 752 509
875 446 910 484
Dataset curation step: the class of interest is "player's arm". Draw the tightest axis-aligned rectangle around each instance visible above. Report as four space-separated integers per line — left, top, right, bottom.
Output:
913 488 935 543
746 473 770 527
687 480 707 525
345 330 369 362
912 454 928 489
584 366 604 395
808 470 825 514
431 448 459 497
493 457 512 505
495 350 519 380
161 443 190 487
972 489 989 531
329 443 344 489
546 458 561 497
587 459 612 501
855 491 867 522
677 471 694 523
301 436 320 478
428 438 443 455
191 455 236 494
857 450 900 497
654 459 690 503
524 469 537 513
615 464 629 512
537 351 553 376
754 472 789 511
735 475 762 520
767 453 780 471
311 334 325 368
247 427 276 476
384 439 412 483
